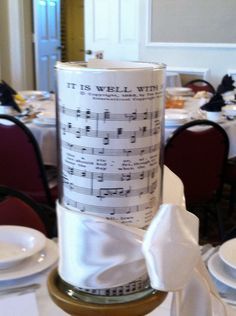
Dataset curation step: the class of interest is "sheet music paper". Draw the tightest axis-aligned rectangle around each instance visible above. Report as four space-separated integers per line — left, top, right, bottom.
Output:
56 60 166 294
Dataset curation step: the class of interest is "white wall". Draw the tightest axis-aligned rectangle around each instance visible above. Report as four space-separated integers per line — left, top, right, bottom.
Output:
139 0 236 88
0 0 11 84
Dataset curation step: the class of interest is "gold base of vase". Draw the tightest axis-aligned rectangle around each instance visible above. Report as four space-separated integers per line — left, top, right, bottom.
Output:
47 267 167 316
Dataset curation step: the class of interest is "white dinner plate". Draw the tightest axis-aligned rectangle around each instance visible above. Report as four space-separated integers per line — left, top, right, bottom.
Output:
32 118 56 127
18 90 50 101
166 87 193 96
219 238 236 269
165 120 188 127
0 239 58 282
165 109 189 127
222 105 236 117
207 252 236 289
0 226 46 269
36 112 56 124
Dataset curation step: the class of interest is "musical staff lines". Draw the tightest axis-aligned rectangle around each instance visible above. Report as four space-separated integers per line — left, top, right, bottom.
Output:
61 141 159 157
60 105 159 122
63 163 157 182
63 197 155 215
63 179 157 198
61 123 160 143
59 87 162 224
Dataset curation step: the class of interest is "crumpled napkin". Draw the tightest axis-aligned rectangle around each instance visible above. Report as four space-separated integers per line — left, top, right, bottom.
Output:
200 93 225 112
216 75 235 95
0 80 21 112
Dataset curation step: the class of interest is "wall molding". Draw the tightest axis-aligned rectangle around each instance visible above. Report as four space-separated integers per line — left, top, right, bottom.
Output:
228 69 236 78
167 66 210 80
146 0 236 49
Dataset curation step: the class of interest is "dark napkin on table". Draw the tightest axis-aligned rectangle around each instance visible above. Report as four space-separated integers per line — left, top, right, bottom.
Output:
216 74 235 94
200 93 225 112
0 80 21 112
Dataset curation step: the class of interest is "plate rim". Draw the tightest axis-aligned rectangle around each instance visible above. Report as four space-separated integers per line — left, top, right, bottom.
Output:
219 238 236 269
18 90 50 100
0 226 46 268
207 252 236 289
32 118 56 127
0 239 58 282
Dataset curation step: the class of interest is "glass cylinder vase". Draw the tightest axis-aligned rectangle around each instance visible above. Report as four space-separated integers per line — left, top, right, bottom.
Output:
55 60 166 300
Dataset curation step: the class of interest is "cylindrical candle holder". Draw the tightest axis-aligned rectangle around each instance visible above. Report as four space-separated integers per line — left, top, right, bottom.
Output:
48 60 167 315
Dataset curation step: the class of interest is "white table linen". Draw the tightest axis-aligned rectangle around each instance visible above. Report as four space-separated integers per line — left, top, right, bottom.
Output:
27 99 57 166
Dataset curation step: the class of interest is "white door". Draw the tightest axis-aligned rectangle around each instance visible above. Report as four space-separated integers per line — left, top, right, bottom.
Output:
33 0 61 92
84 0 139 61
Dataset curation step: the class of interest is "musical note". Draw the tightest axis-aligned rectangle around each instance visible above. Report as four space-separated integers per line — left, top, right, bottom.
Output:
140 126 147 136
139 172 144 180
143 111 148 119
103 135 109 145
97 173 104 182
76 108 81 118
81 171 86 177
104 110 110 122
130 133 136 143
85 126 91 135
76 129 81 138
121 173 131 181
110 209 116 215
86 110 91 119
68 167 74 175
117 128 123 138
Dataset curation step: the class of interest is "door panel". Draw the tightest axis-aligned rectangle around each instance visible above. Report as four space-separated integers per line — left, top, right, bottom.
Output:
84 0 139 61
33 0 61 92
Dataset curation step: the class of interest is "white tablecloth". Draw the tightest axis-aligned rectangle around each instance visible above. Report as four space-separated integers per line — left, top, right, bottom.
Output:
27 99 57 166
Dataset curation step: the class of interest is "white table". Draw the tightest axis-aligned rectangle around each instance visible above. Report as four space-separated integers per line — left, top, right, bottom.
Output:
27 99 57 166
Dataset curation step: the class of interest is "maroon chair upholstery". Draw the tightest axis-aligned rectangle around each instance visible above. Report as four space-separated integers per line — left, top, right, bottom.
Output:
0 196 47 236
184 79 216 94
164 120 229 239
224 159 236 215
0 114 58 206
0 186 57 238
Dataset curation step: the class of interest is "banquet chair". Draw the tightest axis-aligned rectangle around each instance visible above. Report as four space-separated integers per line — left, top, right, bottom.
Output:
164 119 229 240
0 114 58 207
0 186 57 237
184 79 216 94
224 158 236 216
